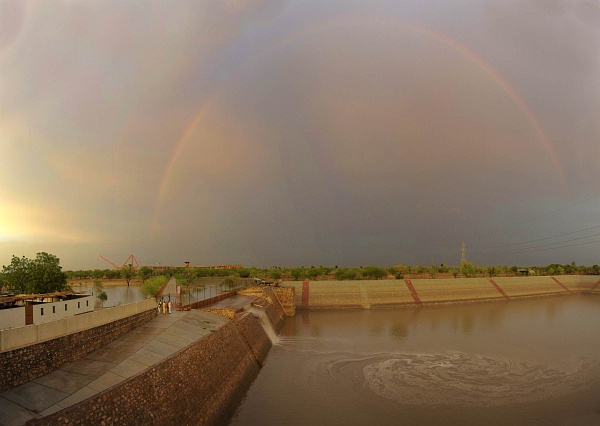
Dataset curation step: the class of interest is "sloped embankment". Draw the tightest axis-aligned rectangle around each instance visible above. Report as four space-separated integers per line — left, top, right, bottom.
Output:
284 275 600 309
36 289 288 426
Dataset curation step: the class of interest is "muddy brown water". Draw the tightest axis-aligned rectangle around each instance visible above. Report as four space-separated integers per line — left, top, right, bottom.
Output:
231 295 600 425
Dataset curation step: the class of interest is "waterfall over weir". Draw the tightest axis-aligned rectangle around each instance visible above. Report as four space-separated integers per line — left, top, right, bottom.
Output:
245 304 280 345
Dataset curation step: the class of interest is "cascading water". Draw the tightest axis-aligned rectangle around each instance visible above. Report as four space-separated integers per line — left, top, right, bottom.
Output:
245 304 280 345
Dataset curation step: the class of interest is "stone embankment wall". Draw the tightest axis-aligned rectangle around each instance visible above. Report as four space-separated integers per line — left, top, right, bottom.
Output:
0 301 157 393
284 275 600 309
238 286 295 318
37 301 284 425
273 287 295 317
233 311 272 365
262 287 287 332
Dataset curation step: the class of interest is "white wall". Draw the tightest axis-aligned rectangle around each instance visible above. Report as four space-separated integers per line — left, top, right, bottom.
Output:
0 295 95 331
33 296 94 325
0 298 156 352
0 307 27 330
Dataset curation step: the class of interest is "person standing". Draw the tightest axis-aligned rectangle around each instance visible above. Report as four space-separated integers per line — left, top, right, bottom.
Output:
168 300 172 314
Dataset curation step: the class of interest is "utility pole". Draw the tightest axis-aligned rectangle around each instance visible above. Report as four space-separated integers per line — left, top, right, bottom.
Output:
460 241 467 275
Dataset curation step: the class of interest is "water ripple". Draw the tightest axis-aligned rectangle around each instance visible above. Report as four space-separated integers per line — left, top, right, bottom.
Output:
322 352 595 406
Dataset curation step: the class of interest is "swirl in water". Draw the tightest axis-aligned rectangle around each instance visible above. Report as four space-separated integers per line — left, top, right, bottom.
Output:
323 352 594 406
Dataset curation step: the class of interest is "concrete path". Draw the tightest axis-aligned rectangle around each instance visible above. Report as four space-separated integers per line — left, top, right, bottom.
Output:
0 308 230 426
206 295 258 312
158 276 178 302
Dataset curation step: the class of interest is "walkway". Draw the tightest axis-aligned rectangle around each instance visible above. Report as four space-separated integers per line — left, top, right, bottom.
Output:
0 307 230 426
157 276 177 302
158 277 227 307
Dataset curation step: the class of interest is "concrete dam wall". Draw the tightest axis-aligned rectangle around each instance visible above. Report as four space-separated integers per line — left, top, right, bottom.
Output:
283 275 600 309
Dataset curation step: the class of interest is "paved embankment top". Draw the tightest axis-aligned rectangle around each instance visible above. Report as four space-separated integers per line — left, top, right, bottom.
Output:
0 309 229 426
205 295 258 311
284 275 600 309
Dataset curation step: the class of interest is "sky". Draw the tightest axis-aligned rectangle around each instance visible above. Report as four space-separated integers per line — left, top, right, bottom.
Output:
1 0 600 270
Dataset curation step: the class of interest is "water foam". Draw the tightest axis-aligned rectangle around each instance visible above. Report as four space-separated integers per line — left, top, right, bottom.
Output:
321 352 595 406
245 305 280 345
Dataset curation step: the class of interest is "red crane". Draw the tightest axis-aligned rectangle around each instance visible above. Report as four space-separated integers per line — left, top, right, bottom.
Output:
98 254 140 269
122 254 140 269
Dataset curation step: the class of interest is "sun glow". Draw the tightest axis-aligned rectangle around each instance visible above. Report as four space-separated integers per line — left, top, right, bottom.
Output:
0 197 89 243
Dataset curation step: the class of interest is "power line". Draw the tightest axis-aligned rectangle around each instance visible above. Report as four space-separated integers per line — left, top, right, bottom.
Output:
487 238 600 256
478 224 600 249
474 232 600 255
485 193 600 237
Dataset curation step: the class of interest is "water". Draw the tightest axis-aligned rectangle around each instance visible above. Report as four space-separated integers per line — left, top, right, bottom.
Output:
245 305 280 345
72 285 146 308
231 295 600 426
71 281 238 308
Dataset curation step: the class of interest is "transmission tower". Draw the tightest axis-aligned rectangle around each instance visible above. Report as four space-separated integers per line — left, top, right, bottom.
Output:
459 241 467 274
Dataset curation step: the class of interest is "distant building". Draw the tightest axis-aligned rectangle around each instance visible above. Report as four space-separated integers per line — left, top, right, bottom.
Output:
0 292 94 330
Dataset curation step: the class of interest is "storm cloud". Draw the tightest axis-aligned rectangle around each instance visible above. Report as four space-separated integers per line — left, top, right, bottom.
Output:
1 0 599 269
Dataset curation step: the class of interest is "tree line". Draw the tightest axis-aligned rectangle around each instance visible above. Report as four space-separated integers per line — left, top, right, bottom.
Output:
64 265 233 284
3 253 600 297
225 262 600 281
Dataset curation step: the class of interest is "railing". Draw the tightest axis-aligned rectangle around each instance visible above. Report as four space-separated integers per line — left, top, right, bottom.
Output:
176 279 256 311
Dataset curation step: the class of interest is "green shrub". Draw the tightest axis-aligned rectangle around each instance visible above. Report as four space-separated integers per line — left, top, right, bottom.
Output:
142 275 168 297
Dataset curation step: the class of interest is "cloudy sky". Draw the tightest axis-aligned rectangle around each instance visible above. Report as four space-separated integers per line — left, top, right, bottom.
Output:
1 0 600 270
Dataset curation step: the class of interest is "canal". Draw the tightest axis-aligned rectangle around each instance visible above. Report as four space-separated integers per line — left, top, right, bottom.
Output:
232 295 600 425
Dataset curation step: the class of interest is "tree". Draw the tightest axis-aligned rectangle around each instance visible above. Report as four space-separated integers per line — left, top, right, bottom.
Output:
138 266 153 284
290 268 305 281
306 268 319 280
1 255 31 294
105 269 120 280
2 252 67 294
461 261 476 277
362 266 387 280
269 269 282 280
29 252 68 293
429 265 438 279
335 268 358 280
120 265 136 286
98 291 108 307
93 279 104 294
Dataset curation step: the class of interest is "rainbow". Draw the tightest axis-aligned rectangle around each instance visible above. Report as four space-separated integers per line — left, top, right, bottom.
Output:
152 15 569 230
411 23 568 191
151 90 223 232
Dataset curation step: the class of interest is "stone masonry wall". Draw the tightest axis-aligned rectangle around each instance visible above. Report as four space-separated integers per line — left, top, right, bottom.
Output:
273 287 295 317
0 308 156 392
233 311 272 366
264 303 285 333
261 287 288 333
37 313 271 426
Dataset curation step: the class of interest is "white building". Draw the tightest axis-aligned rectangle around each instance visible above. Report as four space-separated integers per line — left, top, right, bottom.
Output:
0 293 94 330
